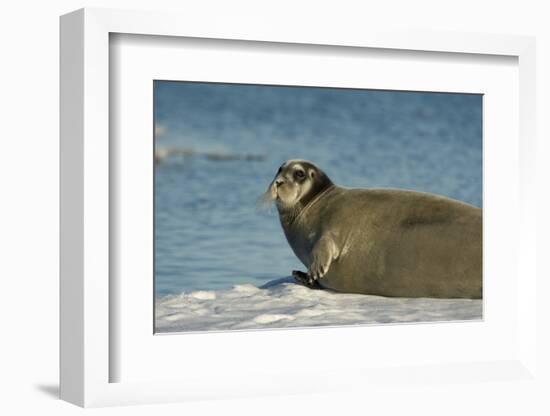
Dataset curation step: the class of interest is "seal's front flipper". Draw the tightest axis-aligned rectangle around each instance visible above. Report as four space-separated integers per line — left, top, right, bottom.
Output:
292 270 322 289
308 234 338 283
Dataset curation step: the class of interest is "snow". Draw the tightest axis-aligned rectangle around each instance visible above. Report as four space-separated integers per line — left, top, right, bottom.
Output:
155 277 482 333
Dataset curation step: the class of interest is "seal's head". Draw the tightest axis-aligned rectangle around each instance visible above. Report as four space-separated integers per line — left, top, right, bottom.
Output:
261 160 333 222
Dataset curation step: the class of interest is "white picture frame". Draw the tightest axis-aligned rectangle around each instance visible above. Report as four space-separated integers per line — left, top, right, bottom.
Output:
60 7 537 408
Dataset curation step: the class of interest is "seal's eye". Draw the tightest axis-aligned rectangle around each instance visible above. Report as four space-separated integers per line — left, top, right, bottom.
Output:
294 170 306 180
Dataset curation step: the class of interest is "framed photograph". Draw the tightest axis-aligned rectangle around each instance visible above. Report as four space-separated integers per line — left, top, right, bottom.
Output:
60 8 537 407
152 81 484 334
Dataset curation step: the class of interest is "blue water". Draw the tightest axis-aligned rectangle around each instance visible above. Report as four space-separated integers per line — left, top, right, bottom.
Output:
154 81 482 297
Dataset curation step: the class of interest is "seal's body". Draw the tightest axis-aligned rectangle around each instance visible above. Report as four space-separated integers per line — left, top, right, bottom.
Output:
264 160 482 299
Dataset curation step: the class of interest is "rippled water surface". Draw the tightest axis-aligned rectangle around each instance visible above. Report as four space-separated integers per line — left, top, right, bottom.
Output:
154 82 482 297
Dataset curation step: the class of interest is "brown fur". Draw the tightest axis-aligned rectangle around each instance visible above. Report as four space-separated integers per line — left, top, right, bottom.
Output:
271 161 482 299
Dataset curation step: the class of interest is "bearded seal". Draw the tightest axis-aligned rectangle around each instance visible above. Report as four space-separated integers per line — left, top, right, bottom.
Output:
262 159 482 299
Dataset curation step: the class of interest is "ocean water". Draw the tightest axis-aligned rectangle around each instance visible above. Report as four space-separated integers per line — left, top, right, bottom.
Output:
154 81 482 298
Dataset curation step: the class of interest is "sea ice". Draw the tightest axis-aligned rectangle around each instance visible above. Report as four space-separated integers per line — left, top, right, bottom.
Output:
155 277 482 333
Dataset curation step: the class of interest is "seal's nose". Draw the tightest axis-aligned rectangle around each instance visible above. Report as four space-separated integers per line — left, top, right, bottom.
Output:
275 179 284 187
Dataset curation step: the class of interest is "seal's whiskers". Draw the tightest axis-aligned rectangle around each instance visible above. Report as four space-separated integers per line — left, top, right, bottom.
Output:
256 189 276 213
